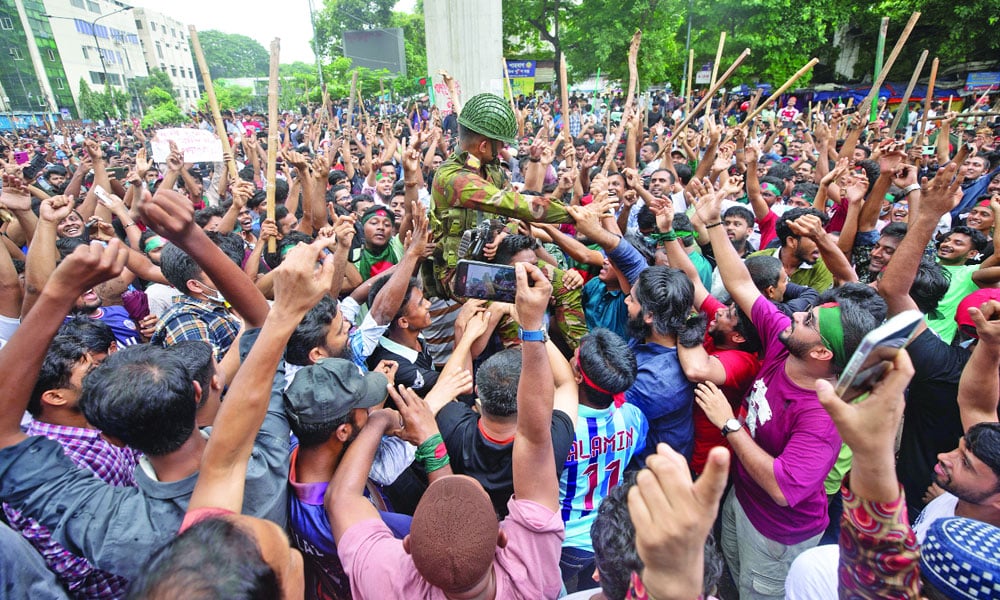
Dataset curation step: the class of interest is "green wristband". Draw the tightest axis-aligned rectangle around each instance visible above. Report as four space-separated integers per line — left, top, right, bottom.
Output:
414 432 450 473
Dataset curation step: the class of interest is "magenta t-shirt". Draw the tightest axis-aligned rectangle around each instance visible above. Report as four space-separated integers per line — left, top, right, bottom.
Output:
733 296 841 545
338 498 565 599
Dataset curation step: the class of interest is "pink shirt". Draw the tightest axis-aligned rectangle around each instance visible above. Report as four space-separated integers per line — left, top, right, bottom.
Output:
339 498 565 599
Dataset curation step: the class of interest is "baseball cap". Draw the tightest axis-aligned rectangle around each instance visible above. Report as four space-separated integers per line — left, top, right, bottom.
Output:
283 358 388 428
955 288 1000 338
920 517 1000 599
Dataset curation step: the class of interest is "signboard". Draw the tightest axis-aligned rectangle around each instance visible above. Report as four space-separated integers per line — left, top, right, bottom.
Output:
150 128 224 164
965 72 1000 92
343 28 406 76
504 60 536 100
695 64 712 85
433 79 463 116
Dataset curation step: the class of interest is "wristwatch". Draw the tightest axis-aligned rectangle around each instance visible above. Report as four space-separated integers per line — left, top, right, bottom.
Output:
901 183 920 196
518 327 548 342
721 418 742 437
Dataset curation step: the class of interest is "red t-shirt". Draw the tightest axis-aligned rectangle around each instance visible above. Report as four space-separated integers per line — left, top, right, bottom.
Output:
690 295 762 475
757 209 778 249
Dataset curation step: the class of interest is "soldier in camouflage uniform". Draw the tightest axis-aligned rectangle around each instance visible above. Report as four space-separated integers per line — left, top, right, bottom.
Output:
428 92 574 297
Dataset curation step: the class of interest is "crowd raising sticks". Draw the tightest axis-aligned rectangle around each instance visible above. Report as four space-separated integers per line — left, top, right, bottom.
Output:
1 21 1000 600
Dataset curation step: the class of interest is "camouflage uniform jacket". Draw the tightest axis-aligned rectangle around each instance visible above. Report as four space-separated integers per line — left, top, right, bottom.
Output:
428 151 573 296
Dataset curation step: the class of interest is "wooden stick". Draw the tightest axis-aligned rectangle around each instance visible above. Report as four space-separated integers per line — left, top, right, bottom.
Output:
929 111 1000 120
710 32 726 89
653 47 752 162
600 30 642 176
854 12 921 125
920 57 939 145
501 57 515 110
265 38 280 253
346 71 358 128
685 49 694 115
740 58 818 126
889 48 927 133
559 55 574 166
189 26 239 181
356 83 367 120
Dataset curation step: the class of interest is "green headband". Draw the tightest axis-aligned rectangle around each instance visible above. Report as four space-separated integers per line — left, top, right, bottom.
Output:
360 207 392 226
761 182 782 196
143 236 165 254
816 304 847 368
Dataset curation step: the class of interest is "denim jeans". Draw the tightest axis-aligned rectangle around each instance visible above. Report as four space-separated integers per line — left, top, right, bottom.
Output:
559 545 597 594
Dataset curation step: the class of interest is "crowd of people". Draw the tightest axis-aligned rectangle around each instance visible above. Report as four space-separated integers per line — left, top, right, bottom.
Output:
0 80 998 600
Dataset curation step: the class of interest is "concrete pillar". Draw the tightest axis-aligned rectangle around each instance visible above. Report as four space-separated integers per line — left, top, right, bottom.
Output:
424 0 504 114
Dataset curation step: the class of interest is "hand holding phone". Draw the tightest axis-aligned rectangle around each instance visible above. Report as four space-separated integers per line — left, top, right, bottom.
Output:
453 260 518 303
834 310 923 402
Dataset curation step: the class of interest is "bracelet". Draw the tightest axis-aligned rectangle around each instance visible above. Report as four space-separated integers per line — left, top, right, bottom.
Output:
124 222 137 229
705 221 724 229
901 183 920 196
529 157 541 163
414 433 450 473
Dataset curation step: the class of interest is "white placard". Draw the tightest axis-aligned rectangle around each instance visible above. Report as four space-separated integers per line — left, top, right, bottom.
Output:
150 128 224 164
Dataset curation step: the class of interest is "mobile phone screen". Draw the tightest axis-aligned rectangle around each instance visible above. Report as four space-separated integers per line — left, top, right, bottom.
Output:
453 260 517 303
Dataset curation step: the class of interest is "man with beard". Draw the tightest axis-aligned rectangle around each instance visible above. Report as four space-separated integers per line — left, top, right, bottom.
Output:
38 165 68 195
353 206 402 281
568 201 695 461
696 182 883 599
748 207 837 293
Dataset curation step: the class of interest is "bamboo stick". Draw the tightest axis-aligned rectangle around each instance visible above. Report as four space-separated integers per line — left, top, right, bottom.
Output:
265 38 280 253
889 49 927 133
710 32 726 89
920 57 939 144
740 58 819 126
189 26 239 181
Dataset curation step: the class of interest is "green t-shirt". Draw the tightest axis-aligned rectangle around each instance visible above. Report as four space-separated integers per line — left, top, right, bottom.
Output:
748 247 834 293
927 263 979 345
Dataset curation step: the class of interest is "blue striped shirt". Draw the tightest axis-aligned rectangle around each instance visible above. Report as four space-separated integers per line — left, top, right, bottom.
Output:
559 403 648 551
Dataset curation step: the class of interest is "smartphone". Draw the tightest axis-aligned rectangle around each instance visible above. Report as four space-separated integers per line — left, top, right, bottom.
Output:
834 310 924 402
453 259 517 303
22 152 48 180
85 216 101 229
922 145 935 156
93 184 114 207
107 166 128 180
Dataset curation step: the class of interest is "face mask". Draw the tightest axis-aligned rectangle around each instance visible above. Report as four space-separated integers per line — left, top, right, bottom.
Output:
200 283 226 305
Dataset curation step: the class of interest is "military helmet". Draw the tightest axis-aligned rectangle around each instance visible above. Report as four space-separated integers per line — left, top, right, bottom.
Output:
457 93 518 145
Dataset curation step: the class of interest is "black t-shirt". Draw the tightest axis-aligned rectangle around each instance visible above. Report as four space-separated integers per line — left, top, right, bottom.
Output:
367 337 439 401
896 328 970 521
436 402 575 519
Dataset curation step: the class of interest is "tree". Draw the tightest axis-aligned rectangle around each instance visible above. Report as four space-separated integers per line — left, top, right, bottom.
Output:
132 69 176 106
502 0 570 91
77 79 129 120
312 0 395 59
192 30 270 80
141 87 188 128
562 0 685 89
197 81 254 113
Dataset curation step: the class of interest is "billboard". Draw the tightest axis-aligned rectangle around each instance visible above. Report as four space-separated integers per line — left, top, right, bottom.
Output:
343 28 406 76
504 60 536 99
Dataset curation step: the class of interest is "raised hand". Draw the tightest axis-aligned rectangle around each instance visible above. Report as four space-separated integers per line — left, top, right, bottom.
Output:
919 162 961 219
50 238 129 297
135 148 150 177
514 261 553 330
39 195 75 223
387 383 443 445
271 242 335 318
0 172 31 210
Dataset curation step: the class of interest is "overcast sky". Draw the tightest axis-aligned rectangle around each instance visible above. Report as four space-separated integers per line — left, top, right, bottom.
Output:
137 0 416 64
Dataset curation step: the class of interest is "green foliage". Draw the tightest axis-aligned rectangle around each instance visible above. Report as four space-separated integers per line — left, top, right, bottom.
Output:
141 100 188 128
192 30 269 79
132 69 176 106
77 79 129 120
197 80 255 112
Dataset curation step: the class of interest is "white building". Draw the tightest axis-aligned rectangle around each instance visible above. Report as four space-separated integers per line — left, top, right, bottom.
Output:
132 7 198 111
42 0 148 112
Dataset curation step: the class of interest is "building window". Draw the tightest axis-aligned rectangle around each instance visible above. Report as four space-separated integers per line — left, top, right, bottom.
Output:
150 22 156 32
70 0 84 7
55 77 65 90
47 49 56 61
82 46 89 59
171 66 177 77
9 48 23 60
87 1 100 13
0 17 13 30
179 69 185 78
155 41 162 59
188 68 193 78
184 89 189 98
90 71 103 84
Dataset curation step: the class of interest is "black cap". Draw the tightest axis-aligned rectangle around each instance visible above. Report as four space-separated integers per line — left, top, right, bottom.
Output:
283 358 388 428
